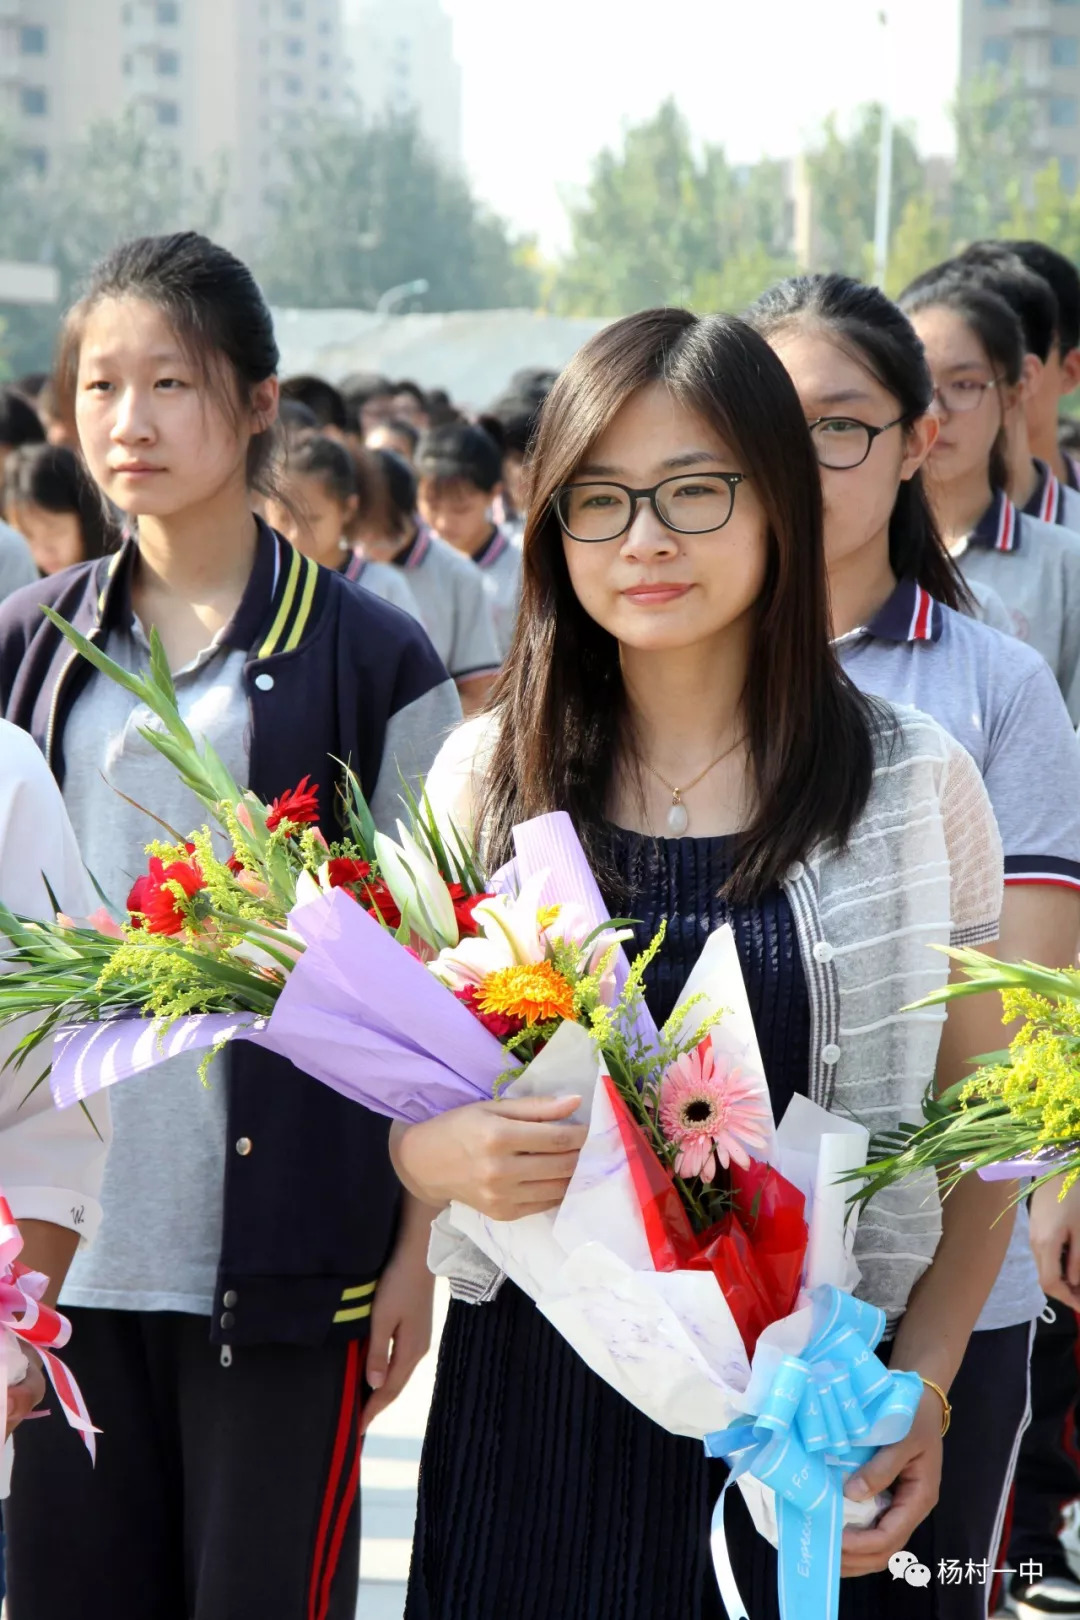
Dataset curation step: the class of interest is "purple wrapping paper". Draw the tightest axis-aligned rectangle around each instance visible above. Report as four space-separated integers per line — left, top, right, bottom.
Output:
511 812 660 1054
975 1153 1068 1181
47 812 652 1120
51 888 516 1120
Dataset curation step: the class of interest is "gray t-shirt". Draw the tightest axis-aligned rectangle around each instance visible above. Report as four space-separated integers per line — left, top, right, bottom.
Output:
472 527 523 661
969 579 1014 636
342 553 422 620
392 524 501 683
0 520 40 603
60 620 249 1315
837 577 1080 1331
957 493 1080 723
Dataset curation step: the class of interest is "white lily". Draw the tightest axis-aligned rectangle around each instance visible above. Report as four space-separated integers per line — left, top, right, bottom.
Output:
375 824 459 950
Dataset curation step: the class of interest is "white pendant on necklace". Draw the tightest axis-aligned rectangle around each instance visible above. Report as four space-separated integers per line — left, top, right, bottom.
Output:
666 795 689 835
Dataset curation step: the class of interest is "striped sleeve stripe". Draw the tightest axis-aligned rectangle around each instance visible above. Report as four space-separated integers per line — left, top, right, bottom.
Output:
1003 855 1080 890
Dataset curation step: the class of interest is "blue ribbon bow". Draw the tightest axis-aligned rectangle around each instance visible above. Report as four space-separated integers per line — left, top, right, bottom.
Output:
704 1285 923 1620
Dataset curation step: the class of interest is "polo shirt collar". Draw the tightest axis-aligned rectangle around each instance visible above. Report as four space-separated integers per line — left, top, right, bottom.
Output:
969 490 1021 552
392 522 434 571
473 526 510 569
833 578 944 648
1024 459 1065 526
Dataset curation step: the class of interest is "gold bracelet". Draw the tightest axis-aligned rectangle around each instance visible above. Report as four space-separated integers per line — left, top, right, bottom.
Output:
920 1376 952 1437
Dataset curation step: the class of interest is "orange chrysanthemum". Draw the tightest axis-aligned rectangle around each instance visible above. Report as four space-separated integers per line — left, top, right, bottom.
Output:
477 960 578 1027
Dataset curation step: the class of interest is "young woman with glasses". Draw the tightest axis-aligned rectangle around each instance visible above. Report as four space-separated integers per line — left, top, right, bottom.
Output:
389 308 1015 1620
898 274 1080 723
751 272 1080 1620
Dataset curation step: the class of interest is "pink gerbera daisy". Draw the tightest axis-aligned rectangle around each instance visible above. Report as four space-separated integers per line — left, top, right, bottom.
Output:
658 1038 771 1183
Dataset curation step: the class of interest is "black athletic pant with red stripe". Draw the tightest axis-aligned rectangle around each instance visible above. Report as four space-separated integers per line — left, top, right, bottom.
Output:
3 1308 366 1620
1008 1303 1080 1579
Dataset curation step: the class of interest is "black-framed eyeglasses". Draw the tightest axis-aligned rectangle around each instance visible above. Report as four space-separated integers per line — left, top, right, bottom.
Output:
553 472 745 543
806 414 907 471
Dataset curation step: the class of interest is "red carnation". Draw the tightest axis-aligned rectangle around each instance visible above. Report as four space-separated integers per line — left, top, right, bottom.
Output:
360 876 403 930
226 854 246 876
454 983 526 1041
447 885 491 939
266 776 320 835
127 853 206 936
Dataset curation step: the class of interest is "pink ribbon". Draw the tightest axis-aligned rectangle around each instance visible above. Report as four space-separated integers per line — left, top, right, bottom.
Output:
0 1195 96 1460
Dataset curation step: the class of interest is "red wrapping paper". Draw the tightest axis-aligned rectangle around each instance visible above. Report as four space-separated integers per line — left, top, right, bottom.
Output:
602 1073 808 1358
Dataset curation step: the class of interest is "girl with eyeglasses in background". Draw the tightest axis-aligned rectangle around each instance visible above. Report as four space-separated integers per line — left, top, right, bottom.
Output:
392 307 1015 1620
899 275 1080 723
751 271 1080 1620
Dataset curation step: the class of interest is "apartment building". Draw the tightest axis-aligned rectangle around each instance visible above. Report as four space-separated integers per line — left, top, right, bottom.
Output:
0 0 346 249
344 0 462 170
961 0 1080 190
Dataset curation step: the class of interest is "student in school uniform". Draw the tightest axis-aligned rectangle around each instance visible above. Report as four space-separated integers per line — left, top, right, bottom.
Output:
899 274 1080 723
263 431 421 620
415 422 523 659
751 269 1080 1620
0 231 460 1620
1003 240 1080 492
950 246 1080 535
355 447 502 714
4 444 119 576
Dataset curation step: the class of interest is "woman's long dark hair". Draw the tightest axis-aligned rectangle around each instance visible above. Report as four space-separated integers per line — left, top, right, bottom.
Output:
746 273 971 613
898 273 1025 499
480 308 878 902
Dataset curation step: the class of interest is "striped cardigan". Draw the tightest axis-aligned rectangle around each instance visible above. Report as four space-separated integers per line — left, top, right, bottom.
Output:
424 705 1004 1322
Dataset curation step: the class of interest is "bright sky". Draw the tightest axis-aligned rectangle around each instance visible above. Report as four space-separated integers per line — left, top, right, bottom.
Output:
444 0 962 251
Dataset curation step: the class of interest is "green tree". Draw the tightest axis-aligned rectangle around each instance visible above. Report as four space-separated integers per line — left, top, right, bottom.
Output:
951 70 1037 243
552 100 794 315
804 104 925 277
0 108 223 375
256 115 538 312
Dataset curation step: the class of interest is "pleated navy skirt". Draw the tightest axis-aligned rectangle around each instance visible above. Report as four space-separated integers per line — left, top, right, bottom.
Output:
405 1281 935 1620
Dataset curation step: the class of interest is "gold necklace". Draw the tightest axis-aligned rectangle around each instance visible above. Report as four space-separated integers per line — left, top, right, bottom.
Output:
642 736 744 835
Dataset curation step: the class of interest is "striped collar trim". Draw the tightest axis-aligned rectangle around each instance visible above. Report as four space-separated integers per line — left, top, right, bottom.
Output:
1025 460 1065 526
393 523 434 572
94 521 321 660
340 550 366 584
1066 454 1080 492
472 526 510 570
1004 854 1080 893
863 579 944 644
969 491 1020 553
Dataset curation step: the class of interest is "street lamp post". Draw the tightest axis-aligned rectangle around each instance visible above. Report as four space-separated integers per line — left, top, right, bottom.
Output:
872 8 894 289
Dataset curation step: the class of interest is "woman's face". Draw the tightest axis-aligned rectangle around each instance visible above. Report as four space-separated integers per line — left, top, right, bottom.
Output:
10 501 84 575
74 296 278 519
559 382 768 656
265 474 354 566
769 325 934 571
909 305 1010 490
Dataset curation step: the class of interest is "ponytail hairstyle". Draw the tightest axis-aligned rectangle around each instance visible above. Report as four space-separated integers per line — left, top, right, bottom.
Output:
746 273 972 613
286 432 357 506
898 272 1025 498
55 231 282 498
480 308 879 903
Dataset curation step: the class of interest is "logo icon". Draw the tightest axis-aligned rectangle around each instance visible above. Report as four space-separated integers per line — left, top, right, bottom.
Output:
888 1550 931 1586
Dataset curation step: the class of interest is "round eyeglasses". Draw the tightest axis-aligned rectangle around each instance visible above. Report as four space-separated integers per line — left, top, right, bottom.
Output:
929 376 1002 415
553 472 745 543
806 414 907 471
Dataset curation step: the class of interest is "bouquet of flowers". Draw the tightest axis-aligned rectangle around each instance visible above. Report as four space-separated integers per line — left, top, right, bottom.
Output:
853 950 1080 1203
0 612 925 1620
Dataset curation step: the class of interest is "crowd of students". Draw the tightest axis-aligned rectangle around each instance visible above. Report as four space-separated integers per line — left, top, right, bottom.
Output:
0 227 1076 1620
